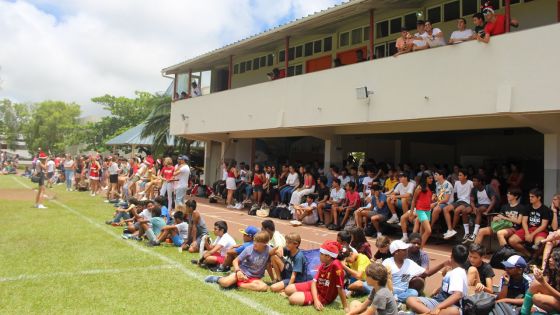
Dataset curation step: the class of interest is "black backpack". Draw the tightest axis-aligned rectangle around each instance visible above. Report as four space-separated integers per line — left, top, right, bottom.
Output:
463 292 496 315
490 245 518 269
269 206 280 218
277 206 292 220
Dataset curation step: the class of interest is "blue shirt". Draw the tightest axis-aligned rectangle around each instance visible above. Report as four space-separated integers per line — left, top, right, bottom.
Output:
150 217 166 235
160 206 171 224
235 241 254 255
372 192 390 216
238 245 271 278
280 247 308 283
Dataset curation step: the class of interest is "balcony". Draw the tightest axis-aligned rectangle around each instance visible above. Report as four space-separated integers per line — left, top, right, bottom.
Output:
170 23 560 140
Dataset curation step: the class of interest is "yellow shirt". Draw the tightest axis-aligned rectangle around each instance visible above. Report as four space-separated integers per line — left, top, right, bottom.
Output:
348 253 371 281
384 178 399 192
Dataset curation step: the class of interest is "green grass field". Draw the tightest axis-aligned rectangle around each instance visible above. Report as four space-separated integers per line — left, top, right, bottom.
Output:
0 176 348 314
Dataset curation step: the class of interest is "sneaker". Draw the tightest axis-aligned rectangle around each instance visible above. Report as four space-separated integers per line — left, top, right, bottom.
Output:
327 224 337 230
121 234 132 240
105 220 113 225
215 265 230 273
204 275 221 283
226 204 235 209
400 236 408 243
104 200 110 203
462 233 471 244
316 221 324 226
147 240 160 247
190 259 199 265
36 204 48 209
387 216 399 224
443 229 458 240
463 233 476 244
234 203 243 210
131 236 142 241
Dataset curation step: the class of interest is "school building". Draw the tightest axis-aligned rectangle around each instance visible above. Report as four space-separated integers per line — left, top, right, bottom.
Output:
163 0 560 201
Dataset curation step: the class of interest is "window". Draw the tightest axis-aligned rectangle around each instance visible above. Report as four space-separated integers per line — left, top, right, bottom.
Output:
427 6 441 24
279 50 285 62
351 28 363 45
323 37 332 51
390 17 402 34
388 41 397 56
404 13 417 31
374 44 386 59
304 42 313 56
267 54 273 66
376 20 389 38
288 47 295 61
363 26 370 41
253 58 259 70
246 60 252 71
489 0 500 10
295 45 303 58
462 0 478 16
240 62 246 73
444 1 460 22
295 64 303 75
234 64 239 74
287 66 294 77
260 56 266 67
340 32 349 47
314 40 322 53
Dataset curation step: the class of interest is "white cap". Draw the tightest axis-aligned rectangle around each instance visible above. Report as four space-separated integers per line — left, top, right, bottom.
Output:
389 240 410 254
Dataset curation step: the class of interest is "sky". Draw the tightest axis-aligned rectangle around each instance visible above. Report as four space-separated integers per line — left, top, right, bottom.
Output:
0 0 344 116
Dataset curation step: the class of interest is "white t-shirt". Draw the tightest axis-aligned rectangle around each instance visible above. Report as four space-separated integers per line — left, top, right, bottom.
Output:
300 202 318 224
286 173 299 186
177 164 190 189
340 176 351 187
47 160 55 172
63 160 74 169
450 29 474 43
140 209 152 220
393 182 415 197
176 222 189 240
108 162 119 175
192 86 201 97
413 31 427 47
362 176 374 190
454 180 473 203
270 231 286 248
440 267 468 298
383 258 426 294
476 189 491 205
213 232 236 257
426 28 446 47
330 187 346 202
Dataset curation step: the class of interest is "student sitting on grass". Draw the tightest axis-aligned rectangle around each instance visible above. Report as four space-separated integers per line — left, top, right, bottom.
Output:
193 220 236 268
496 255 530 307
284 241 349 312
340 245 373 296
122 200 150 236
262 219 286 248
215 226 258 273
154 196 171 225
270 233 309 293
373 236 392 262
138 205 166 244
183 199 209 253
465 243 494 294
382 240 426 303
406 245 469 315
407 233 430 269
347 262 398 315
205 231 274 292
350 227 372 259
148 211 189 247
106 197 138 226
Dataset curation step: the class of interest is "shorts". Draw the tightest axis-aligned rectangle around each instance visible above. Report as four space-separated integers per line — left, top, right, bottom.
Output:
225 177 236 190
171 235 184 247
294 281 329 305
452 201 470 208
324 203 332 211
130 175 140 183
475 204 489 209
347 278 373 295
368 209 388 221
175 187 187 205
210 252 225 265
236 276 261 288
252 185 263 193
109 174 118 184
416 297 462 314
514 227 549 240
47 172 54 179
38 173 45 186
417 210 431 223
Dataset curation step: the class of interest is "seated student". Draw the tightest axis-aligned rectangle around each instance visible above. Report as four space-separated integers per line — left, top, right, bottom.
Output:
361 168 376 197
106 197 138 226
183 199 209 253
449 18 474 44
356 182 390 238
386 173 415 224
508 188 551 258
289 167 316 210
373 236 392 262
284 241 349 312
324 178 346 229
496 255 530 307
194 220 236 268
474 187 525 246
350 226 372 259
382 240 426 303
430 169 454 232
400 171 434 246
407 233 430 270
206 231 274 292
135 205 165 244
122 200 150 236
465 175 498 244
540 193 559 270
154 196 171 225
465 244 495 295
332 182 360 231
443 169 473 241
347 262 398 315
293 194 319 225
338 230 357 253
215 226 258 273
270 233 309 293
314 176 330 226
521 248 560 315
340 245 373 296
148 211 189 247
261 219 286 248
406 245 469 315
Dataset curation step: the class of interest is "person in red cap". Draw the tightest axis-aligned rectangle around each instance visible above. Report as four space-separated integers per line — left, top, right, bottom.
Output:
477 1 519 43
284 240 348 312
34 152 49 209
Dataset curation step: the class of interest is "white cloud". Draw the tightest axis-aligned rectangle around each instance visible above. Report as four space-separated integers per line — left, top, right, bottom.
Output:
0 0 343 116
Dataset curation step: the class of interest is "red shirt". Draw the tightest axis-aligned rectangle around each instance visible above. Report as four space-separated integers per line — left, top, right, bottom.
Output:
314 259 345 304
161 166 175 181
346 191 361 208
415 188 433 211
253 173 263 186
484 14 506 36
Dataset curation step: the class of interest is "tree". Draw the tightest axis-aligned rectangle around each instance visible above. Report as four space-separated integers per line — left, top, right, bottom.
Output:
22 101 81 155
0 99 30 150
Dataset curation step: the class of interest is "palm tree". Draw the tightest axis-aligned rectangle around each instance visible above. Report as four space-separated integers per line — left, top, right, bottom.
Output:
140 95 192 156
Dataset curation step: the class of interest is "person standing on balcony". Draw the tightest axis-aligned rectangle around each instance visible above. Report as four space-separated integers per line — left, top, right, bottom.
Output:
449 18 474 44
191 82 201 97
393 27 414 57
412 20 428 51
424 20 446 48
477 2 519 43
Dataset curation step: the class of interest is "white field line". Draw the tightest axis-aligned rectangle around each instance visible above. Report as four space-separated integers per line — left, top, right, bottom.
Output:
199 202 453 258
0 265 175 282
11 177 282 315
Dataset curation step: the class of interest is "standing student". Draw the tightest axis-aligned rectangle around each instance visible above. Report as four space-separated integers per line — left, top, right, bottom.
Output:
173 155 190 212
106 156 120 202
63 154 75 191
159 157 175 211
34 152 48 209
89 155 101 196
225 160 238 208
401 172 434 247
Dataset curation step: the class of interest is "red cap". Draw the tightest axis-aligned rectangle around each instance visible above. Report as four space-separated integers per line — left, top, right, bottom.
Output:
39 152 47 159
319 241 341 258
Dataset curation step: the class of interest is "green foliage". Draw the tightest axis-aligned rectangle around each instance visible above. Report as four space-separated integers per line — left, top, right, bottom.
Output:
22 101 81 154
0 99 30 150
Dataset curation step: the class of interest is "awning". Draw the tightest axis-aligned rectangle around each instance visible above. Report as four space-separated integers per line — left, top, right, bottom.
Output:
105 123 175 147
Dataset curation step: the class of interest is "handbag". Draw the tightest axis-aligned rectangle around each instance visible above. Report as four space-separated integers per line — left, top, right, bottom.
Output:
491 219 513 232
31 175 41 183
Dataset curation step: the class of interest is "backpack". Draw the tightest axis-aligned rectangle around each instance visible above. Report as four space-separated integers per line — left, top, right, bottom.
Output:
491 302 517 315
248 204 259 216
490 245 518 269
463 292 496 315
302 249 321 280
269 206 280 218
278 206 292 220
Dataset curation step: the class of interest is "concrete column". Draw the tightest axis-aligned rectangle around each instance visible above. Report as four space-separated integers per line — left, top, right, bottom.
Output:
324 136 343 168
544 133 560 202
202 141 212 185
203 140 226 186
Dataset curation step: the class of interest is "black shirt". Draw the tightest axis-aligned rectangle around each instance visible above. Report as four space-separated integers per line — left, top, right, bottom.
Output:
527 204 552 228
465 261 495 284
317 186 330 202
374 250 392 261
500 203 526 230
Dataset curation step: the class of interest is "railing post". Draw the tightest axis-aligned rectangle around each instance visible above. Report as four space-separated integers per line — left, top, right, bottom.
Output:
173 74 178 101
188 69 192 96
228 55 233 90
284 36 290 76
369 9 375 60
505 0 511 33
